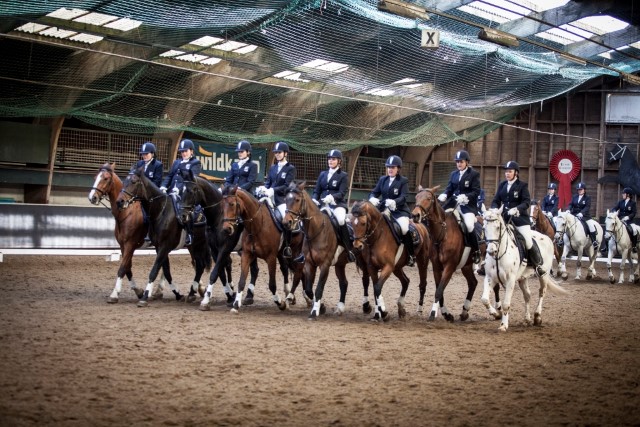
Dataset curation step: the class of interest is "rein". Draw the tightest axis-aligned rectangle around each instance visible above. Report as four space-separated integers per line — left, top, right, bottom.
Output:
415 190 446 244
353 209 383 245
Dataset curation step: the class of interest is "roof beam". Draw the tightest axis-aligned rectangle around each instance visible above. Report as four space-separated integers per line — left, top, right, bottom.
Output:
568 26 640 58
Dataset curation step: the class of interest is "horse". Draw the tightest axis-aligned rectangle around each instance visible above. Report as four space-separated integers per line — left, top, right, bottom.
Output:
116 167 211 307
88 162 162 303
411 186 487 322
603 209 640 284
598 143 640 196
481 207 568 332
350 201 430 321
553 210 603 281
221 185 302 313
530 200 561 266
283 182 371 319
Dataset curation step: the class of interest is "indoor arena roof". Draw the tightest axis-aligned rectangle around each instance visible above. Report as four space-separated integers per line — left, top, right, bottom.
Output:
1 0 640 152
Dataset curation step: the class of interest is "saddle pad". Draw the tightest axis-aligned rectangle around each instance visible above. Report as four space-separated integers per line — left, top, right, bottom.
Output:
265 201 284 233
383 214 402 245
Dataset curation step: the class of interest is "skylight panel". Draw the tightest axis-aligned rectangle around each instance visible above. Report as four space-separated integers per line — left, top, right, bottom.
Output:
458 0 528 24
212 41 246 51
189 36 224 47
272 71 309 83
520 0 570 13
300 59 348 73
393 78 417 84
73 12 118 26
39 27 77 39
301 59 329 68
104 18 142 32
46 8 88 20
570 16 629 36
159 50 184 58
15 23 50 34
233 44 258 54
535 24 593 45
175 53 208 62
630 41 640 50
403 83 423 88
366 88 395 97
274 71 297 78
200 57 222 65
68 33 104 44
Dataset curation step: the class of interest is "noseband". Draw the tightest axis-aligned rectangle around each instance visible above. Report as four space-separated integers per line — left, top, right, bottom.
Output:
484 216 508 261
352 209 382 245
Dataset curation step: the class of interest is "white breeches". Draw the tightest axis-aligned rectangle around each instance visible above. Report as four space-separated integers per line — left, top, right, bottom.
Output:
586 219 597 233
396 216 410 234
277 203 286 221
516 225 533 249
333 207 346 225
462 212 476 233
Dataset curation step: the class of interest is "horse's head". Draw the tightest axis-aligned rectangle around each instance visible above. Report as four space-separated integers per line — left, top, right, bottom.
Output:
283 181 308 231
179 179 202 225
530 200 540 227
411 185 440 223
88 162 116 205
350 200 379 251
606 143 627 165
553 210 568 242
116 166 146 210
482 207 504 257
221 185 241 235
604 209 621 240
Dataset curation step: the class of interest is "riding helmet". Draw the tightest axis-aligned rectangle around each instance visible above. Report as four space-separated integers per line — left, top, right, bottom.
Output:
576 182 586 190
139 142 156 155
235 140 252 152
385 155 402 168
622 187 634 195
178 139 195 152
327 149 343 160
272 141 289 153
454 150 470 162
548 183 557 190
503 160 520 172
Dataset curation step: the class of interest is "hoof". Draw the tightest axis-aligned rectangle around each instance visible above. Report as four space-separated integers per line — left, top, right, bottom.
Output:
498 325 508 332
428 311 436 321
362 301 372 314
286 294 296 306
226 292 235 304
381 311 391 322
397 304 406 319
133 288 144 299
319 303 326 315
334 302 345 315
244 296 254 306
230 308 239 314
561 273 568 281
137 300 148 308
459 311 469 322
308 311 318 321
107 297 118 304
175 294 185 302
198 284 206 297
199 303 211 311
443 312 455 323
534 313 542 326
186 294 197 304
150 292 163 301
492 312 503 320
609 276 615 284
586 274 593 280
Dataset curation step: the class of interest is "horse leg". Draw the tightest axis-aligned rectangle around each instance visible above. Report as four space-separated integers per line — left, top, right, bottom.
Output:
575 247 583 280
309 264 331 320
360 262 372 314
302 262 316 307
230 252 254 313
416 257 428 314
289 263 303 306
267 256 286 311
278 257 290 303
492 284 502 316
619 249 628 284
138 251 170 307
480 274 501 320
244 259 259 305
498 278 517 332
533 275 551 326
372 265 394 322
559 241 569 281
517 277 532 325
459 265 478 321
392 268 410 320
431 266 456 322
334 263 348 315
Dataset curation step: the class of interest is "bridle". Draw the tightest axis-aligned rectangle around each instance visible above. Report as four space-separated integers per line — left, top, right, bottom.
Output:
284 190 311 236
222 192 263 235
352 204 383 246
605 215 623 244
483 215 509 262
91 167 113 209
554 214 576 247
413 189 446 244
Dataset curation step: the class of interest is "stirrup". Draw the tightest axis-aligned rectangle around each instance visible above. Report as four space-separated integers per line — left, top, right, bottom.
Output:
407 255 415 267
346 251 356 262
293 253 305 264
476 265 486 276
472 251 481 265
535 265 547 277
185 234 192 246
283 246 292 258
592 241 599 249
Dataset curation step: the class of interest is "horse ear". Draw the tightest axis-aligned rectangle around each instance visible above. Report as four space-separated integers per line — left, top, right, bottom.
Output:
418 185 424 191
111 161 117 170
497 205 504 214
430 185 441 193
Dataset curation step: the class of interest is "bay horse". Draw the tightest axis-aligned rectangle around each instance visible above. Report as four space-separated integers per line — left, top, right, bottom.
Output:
283 182 371 319
603 209 640 284
553 210 603 281
88 162 162 303
530 200 561 266
221 185 302 313
411 186 487 322
350 201 430 322
481 207 568 331
116 167 211 307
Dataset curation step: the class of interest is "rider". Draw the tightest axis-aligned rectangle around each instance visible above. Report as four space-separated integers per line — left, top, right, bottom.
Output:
369 155 415 267
223 140 257 193
160 139 202 246
310 149 355 263
134 141 163 188
255 141 296 257
491 161 546 277
437 150 481 264
541 183 559 218
611 187 638 253
567 182 599 249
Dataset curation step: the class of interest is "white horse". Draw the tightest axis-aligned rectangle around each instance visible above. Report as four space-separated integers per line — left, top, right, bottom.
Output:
604 210 640 284
480 207 568 332
553 210 603 281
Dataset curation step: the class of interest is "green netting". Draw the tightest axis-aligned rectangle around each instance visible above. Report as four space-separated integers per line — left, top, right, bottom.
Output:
0 0 638 153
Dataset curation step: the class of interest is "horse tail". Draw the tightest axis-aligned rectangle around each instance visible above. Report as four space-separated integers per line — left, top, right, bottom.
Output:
542 274 569 296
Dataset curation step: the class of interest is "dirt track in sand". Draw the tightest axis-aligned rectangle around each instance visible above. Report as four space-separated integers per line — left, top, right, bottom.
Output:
0 254 639 426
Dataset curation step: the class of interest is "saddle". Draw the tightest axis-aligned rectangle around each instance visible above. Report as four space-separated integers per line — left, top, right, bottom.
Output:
507 224 540 267
263 199 302 235
381 214 421 246
323 207 355 245
451 208 484 246
577 217 598 244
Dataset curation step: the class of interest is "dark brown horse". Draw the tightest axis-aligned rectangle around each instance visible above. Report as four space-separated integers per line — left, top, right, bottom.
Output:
350 201 430 322
221 185 302 312
283 182 371 319
411 186 484 322
116 167 211 307
530 200 561 265
88 162 155 303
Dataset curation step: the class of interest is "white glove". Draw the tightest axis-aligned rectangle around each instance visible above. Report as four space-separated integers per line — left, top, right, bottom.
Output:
312 198 320 206
170 187 180 196
622 216 629 222
369 197 380 206
265 187 274 197
255 186 266 196
217 186 223 194
160 186 167 193
385 199 397 211
456 194 469 206
322 194 335 205
577 213 583 219
508 207 519 217
438 193 447 202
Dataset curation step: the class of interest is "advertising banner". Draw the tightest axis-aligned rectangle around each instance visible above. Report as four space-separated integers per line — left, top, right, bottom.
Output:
193 141 267 182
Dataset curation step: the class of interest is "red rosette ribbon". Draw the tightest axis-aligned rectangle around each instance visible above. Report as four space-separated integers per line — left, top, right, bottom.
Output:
550 150 581 209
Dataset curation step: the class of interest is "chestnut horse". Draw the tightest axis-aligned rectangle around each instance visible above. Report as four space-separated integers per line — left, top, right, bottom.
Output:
116 167 211 307
283 182 371 319
411 186 485 322
350 201 430 322
530 200 561 266
88 162 162 303
221 185 302 313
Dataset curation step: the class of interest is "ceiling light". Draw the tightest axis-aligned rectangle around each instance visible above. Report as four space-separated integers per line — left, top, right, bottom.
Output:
377 0 429 20
478 28 519 48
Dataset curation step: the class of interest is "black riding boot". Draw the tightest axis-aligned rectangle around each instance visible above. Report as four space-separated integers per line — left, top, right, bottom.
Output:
283 229 292 258
402 233 416 267
632 232 638 253
293 241 305 264
184 221 193 246
528 243 546 277
589 231 599 249
340 224 356 262
467 231 481 264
